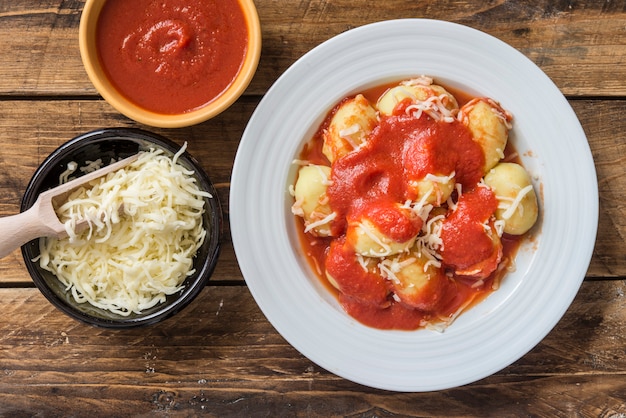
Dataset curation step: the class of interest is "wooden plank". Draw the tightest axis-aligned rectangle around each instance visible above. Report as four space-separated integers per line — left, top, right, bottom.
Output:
0 98 622 284
570 100 626 278
0 2 85 95
1 375 625 417
0 280 624 416
1 1 626 96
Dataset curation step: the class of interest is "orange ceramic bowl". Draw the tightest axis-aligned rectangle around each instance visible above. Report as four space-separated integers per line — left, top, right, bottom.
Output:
79 0 261 128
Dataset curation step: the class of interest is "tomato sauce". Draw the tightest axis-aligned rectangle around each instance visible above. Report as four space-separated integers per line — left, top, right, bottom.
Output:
348 200 422 243
440 186 501 276
325 237 390 308
97 0 248 114
295 81 525 331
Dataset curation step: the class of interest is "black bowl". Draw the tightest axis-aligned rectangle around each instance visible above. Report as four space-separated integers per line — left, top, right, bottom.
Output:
21 128 222 328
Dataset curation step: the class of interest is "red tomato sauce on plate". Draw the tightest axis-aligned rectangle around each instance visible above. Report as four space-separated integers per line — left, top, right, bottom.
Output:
294 81 524 331
97 0 248 114
326 113 485 236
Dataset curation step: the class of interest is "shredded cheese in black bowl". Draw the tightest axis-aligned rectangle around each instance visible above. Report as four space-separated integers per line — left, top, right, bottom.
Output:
20 128 222 328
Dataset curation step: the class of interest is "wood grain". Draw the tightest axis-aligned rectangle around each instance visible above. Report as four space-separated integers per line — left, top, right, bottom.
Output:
1 1 626 96
1 1 625 416
569 100 626 278
0 98 623 284
0 281 625 416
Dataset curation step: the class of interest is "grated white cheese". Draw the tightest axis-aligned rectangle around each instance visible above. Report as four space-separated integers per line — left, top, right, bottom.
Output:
290 198 305 217
414 214 445 272
494 219 506 237
405 94 456 123
313 164 333 186
378 256 417 285
402 76 434 87
339 123 361 140
303 211 336 233
356 220 393 256
424 171 455 184
426 294 478 333
355 253 370 273
59 162 78 184
80 159 104 174
498 184 533 220
410 189 434 222
292 159 310 166
37 145 211 316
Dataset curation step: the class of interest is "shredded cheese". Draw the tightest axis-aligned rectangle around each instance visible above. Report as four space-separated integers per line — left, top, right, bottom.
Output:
355 254 370 273
424 171 455 184
290 198 304 217
498 184 533 220
313 164 333 186
414 214 445 272
80 159 104 174
59 162 77 184
37 145 211 316
410 189 434 222
494 219 506 237
339 123 361 143
356 221 393 256
378 256 416 284
402 76 435 88
303 211 336 233
405 94 457 123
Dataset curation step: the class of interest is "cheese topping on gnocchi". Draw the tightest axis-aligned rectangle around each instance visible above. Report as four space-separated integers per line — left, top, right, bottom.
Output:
290 76 538 331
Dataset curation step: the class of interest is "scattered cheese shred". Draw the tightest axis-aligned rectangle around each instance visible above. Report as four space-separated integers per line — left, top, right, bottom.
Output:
37 145 211 316
304 211 336 233
498 184 533 220
356 221 393 256
405 94 456 123
424 171 455 184
59 162 77 184
339 123 361 140
414 214 445 272
378 256 417 284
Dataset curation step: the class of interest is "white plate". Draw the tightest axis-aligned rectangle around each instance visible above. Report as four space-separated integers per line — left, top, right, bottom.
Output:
230 19 598 392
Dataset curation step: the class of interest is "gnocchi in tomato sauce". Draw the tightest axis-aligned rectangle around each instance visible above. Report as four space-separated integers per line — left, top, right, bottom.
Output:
290 76 538 331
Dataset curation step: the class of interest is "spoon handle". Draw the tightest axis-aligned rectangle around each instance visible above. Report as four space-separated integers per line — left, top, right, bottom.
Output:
0 199 60 259
0 155 140 260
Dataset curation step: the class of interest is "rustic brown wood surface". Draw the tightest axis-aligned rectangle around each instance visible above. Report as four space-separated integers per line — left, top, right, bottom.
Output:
0 0 624 416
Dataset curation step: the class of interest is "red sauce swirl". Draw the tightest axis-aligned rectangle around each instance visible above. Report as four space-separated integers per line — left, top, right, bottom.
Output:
97 0 248 114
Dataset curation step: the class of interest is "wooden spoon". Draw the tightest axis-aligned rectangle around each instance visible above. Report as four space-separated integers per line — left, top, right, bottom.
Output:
0 154 139 259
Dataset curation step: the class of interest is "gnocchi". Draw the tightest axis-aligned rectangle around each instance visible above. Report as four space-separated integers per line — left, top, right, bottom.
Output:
322 94 378 163
324 237 390 308
407 173 456 207
484 162 539 235
377 77 459 118
291 76 539 331
292 164 334 237
460 98 512 174
345 202 421 257
381 249 448 312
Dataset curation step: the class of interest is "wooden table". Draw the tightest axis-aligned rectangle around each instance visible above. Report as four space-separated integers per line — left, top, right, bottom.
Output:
1 1 624 416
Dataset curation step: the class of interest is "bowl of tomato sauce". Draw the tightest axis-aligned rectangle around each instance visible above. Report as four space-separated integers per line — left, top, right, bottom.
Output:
79 0 261 128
